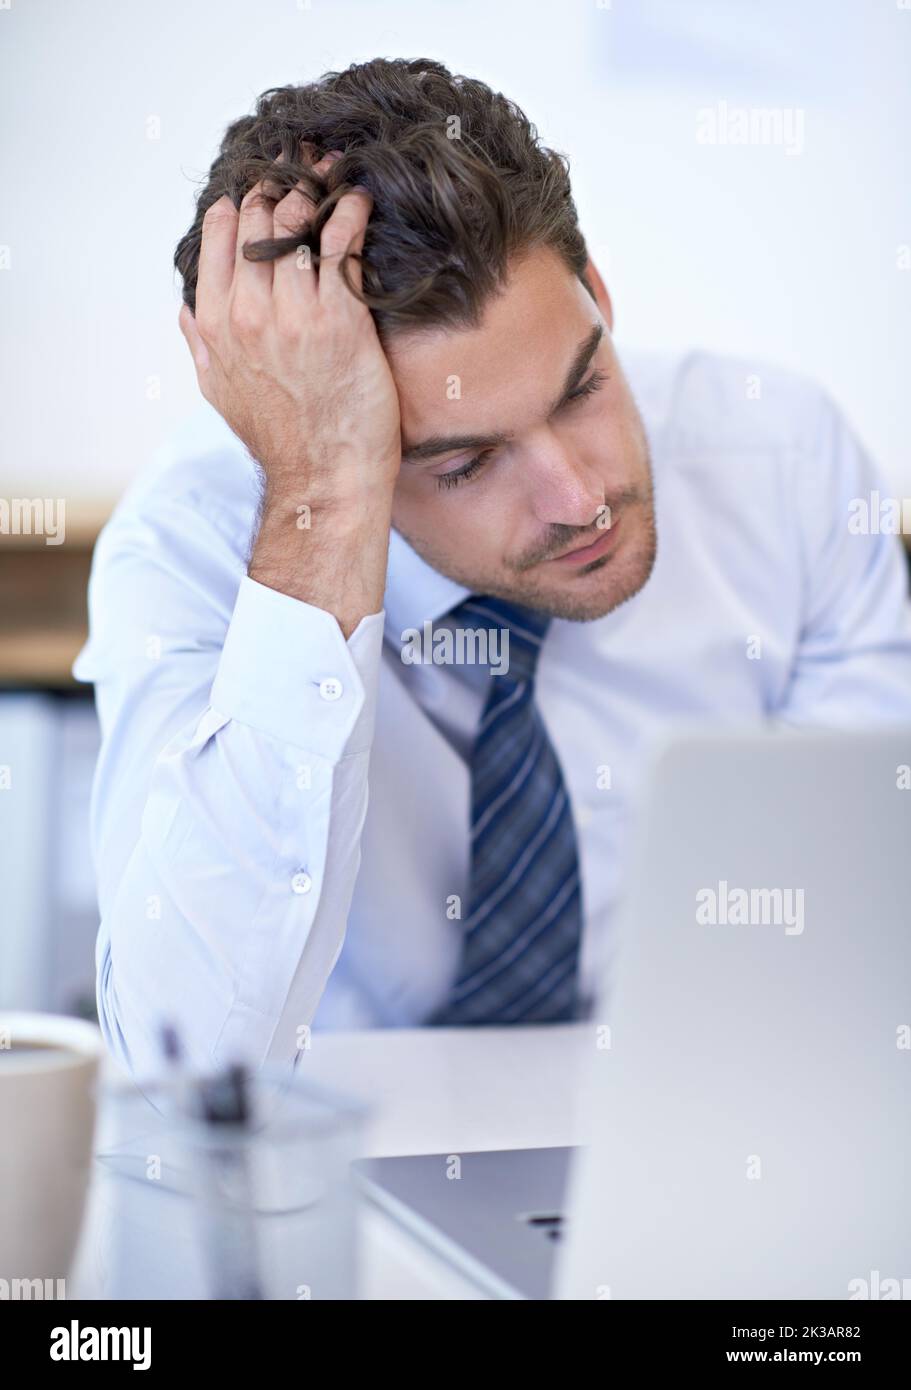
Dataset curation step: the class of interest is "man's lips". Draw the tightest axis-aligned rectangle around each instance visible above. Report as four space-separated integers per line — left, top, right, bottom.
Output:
548 515 622 567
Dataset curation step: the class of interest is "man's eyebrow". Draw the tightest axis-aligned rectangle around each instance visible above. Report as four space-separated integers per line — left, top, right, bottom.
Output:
400 321 605 464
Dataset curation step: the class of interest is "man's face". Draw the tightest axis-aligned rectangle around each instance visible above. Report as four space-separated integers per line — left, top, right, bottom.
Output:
386 245 657 620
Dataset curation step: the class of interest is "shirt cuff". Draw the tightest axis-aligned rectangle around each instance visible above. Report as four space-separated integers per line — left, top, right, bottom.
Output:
210 575 385 759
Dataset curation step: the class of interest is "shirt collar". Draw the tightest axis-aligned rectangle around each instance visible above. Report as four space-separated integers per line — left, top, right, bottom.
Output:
382 528 472 645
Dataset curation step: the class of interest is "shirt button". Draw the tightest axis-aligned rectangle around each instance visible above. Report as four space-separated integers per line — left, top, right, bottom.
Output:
319 677 343 701
291 871 313 895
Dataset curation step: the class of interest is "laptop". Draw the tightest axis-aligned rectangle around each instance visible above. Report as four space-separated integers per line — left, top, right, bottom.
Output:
353 727 911 1299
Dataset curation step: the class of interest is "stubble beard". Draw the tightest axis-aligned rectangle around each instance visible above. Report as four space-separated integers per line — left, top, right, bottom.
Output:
397 452 659 624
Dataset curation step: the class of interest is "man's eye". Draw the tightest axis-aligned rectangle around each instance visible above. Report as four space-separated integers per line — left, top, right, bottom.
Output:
434 370 607 492
436 450 494 490
564 368 609 404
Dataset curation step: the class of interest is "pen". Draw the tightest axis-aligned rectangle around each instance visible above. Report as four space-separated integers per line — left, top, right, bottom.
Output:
159 1024 264 1300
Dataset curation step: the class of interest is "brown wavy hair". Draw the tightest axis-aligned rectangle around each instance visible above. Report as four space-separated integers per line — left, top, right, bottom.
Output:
174 57 590 340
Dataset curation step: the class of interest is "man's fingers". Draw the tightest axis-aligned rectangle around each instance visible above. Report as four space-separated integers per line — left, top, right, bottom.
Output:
232 179 275 321
318 186 373 312
271 150 340 311
260 141 323 201
178 303 218 408
178 303 209 370
195 195 237 338
196 147 360 359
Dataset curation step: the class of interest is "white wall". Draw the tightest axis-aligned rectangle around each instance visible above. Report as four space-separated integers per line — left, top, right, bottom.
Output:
2 0 909 500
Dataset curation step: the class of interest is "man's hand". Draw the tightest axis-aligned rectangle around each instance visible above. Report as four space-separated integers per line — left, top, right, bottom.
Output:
179 150 401 636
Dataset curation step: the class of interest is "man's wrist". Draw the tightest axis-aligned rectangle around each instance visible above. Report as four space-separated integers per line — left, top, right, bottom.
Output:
257 483 391 536
249 479 394 638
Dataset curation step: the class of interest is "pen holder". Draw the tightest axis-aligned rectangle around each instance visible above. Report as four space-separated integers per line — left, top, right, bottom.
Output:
91 1062 368 1300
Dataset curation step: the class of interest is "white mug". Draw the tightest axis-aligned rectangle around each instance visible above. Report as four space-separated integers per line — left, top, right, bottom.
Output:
0 1012 105 1289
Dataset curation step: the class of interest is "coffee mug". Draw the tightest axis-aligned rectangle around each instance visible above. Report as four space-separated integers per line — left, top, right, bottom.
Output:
0 1012 105 1289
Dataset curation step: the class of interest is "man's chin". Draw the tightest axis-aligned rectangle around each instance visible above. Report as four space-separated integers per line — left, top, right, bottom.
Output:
395 509 657 623
507 523 658 623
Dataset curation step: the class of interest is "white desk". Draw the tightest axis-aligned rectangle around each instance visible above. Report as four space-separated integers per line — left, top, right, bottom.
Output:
71 1024 594 1300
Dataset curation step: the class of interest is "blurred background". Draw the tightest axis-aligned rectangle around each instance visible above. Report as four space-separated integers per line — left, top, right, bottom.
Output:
2 0 909 1018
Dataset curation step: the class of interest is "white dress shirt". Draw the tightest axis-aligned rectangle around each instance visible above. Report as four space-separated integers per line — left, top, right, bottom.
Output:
74 350 911 1079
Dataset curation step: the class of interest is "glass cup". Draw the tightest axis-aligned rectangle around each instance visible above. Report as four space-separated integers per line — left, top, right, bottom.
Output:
90 1062 368 1300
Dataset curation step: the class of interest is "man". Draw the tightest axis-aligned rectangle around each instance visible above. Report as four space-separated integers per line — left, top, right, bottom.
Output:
76 58 911 1080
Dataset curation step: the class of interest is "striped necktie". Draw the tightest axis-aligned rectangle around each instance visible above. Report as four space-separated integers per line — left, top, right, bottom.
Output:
428 595 583 1025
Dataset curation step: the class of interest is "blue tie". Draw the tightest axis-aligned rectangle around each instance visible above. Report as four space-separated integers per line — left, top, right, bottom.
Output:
428 596 584 1025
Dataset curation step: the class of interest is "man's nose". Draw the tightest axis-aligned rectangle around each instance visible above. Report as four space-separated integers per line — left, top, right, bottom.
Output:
527 438 605 528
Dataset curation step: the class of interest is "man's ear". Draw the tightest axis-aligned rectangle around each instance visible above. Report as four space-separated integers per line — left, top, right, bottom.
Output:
583 255 614 332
